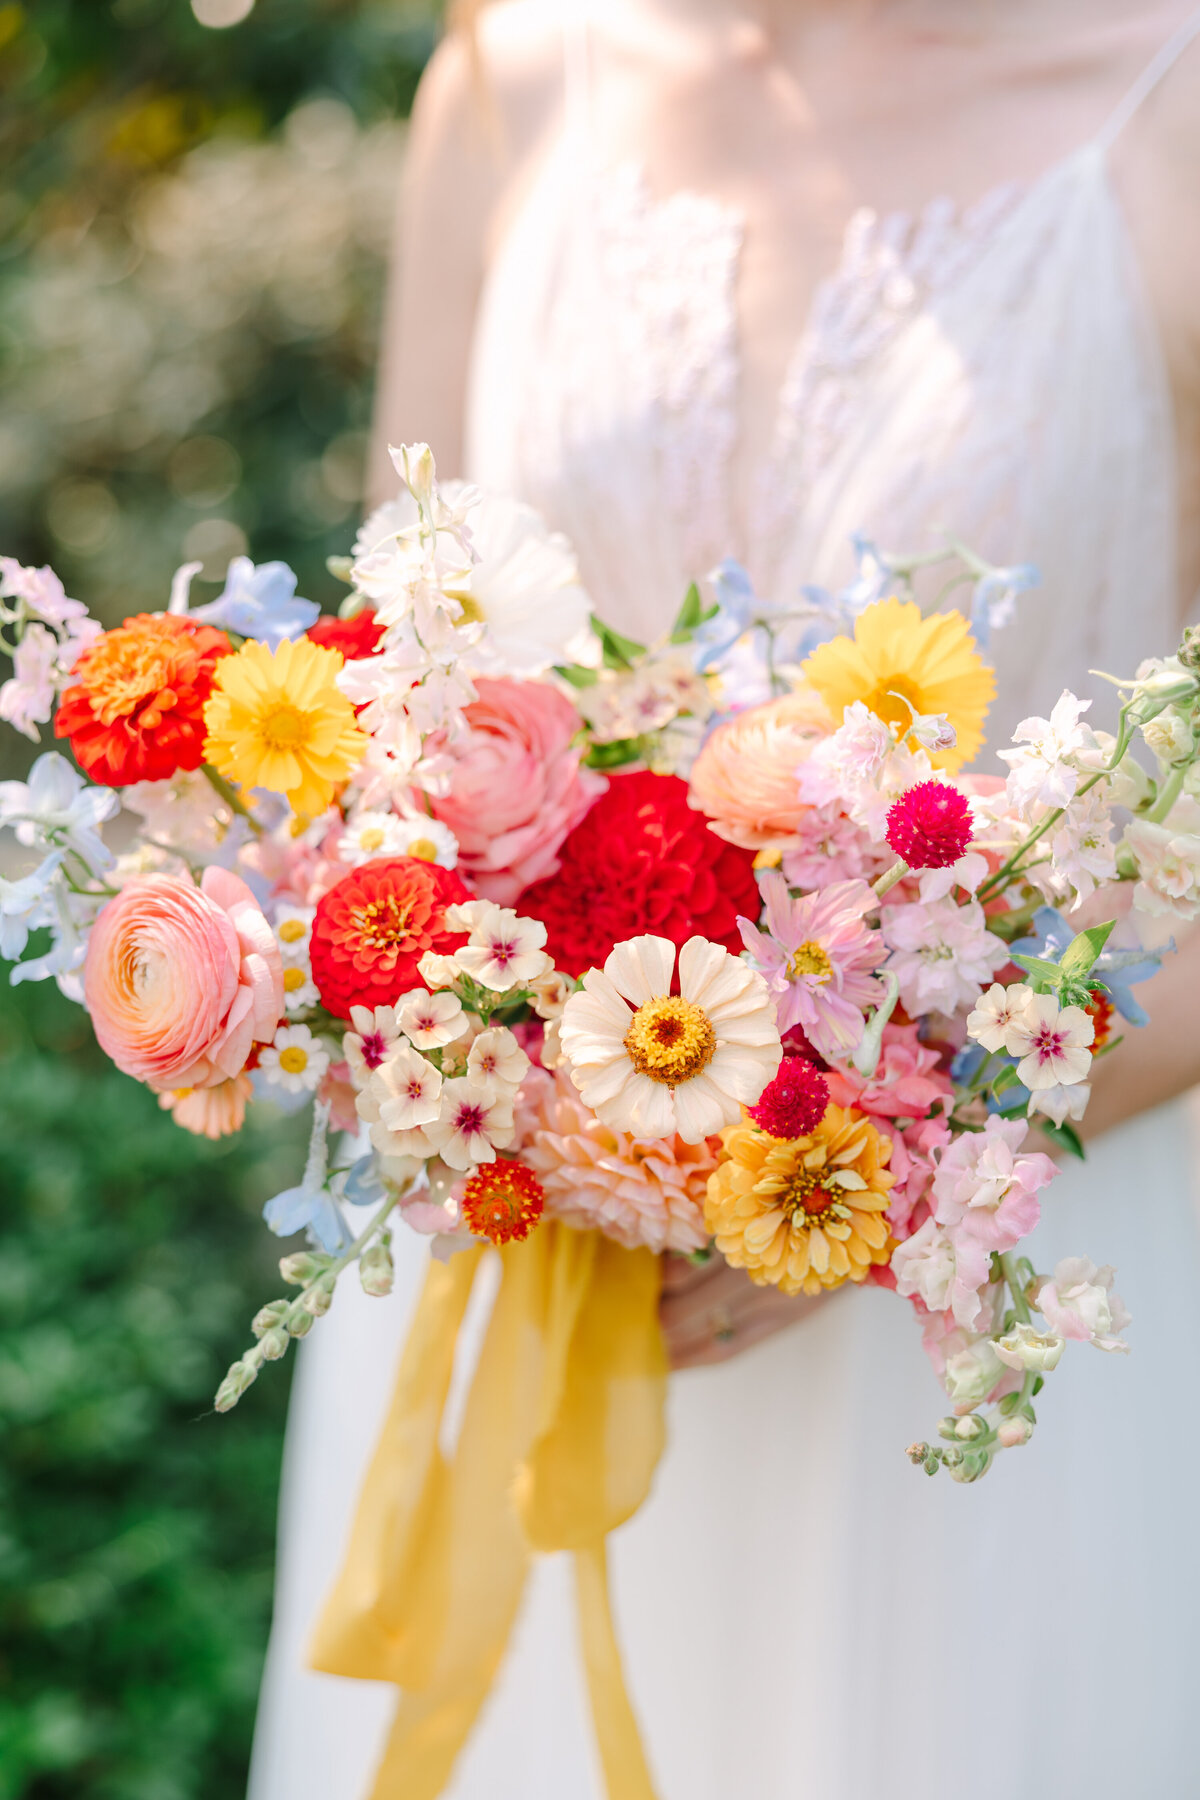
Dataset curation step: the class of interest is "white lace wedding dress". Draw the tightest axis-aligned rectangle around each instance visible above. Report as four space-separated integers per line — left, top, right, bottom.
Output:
250 12 1200 1798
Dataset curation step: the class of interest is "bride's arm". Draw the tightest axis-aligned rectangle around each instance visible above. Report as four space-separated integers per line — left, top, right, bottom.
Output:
366 3 563 504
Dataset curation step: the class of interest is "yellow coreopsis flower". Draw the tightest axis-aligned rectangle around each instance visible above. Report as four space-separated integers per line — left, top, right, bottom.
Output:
705 1105 895 1296
202 637 366 818
801 596 994 771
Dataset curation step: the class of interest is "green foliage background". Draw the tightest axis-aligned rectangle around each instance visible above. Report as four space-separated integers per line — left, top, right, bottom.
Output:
0 2 440 1794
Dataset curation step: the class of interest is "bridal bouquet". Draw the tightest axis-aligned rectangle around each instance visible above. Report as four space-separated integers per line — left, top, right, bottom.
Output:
3 443 1195 1491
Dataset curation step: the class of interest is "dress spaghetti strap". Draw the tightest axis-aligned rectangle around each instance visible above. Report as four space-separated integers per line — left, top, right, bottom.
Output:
1096 3 1200 150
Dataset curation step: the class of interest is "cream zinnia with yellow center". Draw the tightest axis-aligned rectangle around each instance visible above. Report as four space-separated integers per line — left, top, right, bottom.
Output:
559 934 782 1143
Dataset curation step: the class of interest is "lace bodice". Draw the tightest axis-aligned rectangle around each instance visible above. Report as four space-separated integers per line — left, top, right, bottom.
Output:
464 11 1200 754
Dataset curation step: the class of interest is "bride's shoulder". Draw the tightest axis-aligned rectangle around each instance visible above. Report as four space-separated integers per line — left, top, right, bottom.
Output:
413 2 566 169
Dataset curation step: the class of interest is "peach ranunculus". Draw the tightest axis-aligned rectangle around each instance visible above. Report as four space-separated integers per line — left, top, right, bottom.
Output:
158 1074 253 1139
687 687 833 850
429 676 606 904
85 866 284 1090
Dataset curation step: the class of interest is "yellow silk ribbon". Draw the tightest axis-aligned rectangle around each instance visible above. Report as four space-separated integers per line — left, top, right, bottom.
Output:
309 1222 667 1800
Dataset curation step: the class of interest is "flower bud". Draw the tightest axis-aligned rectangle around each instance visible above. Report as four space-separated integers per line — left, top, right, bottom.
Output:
997 1416 1034 1448
394 441 436 511
993 1322 1065 1373
301 1275 336 1317
252 1299 290 1338
905 1441 931 1466
1142 707 1194 764
1177 625 1200 673
359 1242 395 1298
214 1358 258 1413
286 1309 314 1338
954 1413 987 1440
280 1251 331 1287
258 1326 291 1363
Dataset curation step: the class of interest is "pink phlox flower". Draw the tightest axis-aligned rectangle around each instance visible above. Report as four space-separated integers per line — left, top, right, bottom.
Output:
738 870 883 1059
1036 1255 1131 1351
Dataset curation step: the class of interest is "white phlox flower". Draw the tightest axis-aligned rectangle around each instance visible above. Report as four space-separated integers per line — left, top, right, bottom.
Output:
343 1004 405 1083
373 1043 445 1134
559 933 782 1143
426 1076 515 1169
417 949 463 990
1027 1078 1091 1128
967 982 1036 1054
467 1026 529 1093
448 902 552 991
1003 991 1094 1094
396 986 467 1050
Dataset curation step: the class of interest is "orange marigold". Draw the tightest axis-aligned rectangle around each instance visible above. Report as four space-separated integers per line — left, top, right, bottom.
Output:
705 1104 895 1297
55 612 231 787
461 1161 545 1245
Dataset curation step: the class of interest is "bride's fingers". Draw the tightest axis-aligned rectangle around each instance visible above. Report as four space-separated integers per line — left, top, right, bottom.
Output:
659 1253 724 1297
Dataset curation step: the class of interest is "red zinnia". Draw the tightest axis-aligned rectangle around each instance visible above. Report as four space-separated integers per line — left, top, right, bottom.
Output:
1085 987 1115 1050
517 769 759 977
747 1055 831 1139
461 1161 545 1245
306 608 385 662
885 779 974 870
309 856 470 1020
55 612 231 787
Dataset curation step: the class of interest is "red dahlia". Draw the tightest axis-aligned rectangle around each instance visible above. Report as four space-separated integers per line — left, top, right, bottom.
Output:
747 1055 830 1139
885 779 974 871
517 769 759 977
309 856 470 1020
306 608 385 662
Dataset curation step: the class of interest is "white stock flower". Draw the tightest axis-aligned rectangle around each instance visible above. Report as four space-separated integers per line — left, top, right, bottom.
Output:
559 933 781 1143
1036 1256 1131 1352
992 1321 1065 1372
1124 817 1200 920
0 623 58 741
943 1337 1008 1405
1142 706 1194 764
426 1076 515 1169
999 692 1099 816
967 982 1036 1054
467 1026 529 1092
396 986 467 1050
257 1024 330 1095
1004 992 1094 1093
890 1218 958 1315
0 751 118 873
450 903 552 991
882 896 1009 1017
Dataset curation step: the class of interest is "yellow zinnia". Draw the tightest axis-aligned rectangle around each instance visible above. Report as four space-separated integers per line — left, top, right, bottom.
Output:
705 1105 895 1296
202 637 366 819
801 596 994 771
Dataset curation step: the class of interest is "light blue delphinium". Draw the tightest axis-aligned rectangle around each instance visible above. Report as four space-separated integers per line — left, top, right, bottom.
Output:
692 560 758 672
188 556 321 649
1008 905 1163 1027
969 563 1039 653
263 1101 351 1254
0 750 118 874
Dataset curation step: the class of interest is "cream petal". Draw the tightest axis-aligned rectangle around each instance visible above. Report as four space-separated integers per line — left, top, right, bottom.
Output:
604 935 676 1006
573 1056 638 1106
676 936 737 1009
708 1041 783 1101
575 969 635 1030
671 1072 737 1143
622 1072 677 1138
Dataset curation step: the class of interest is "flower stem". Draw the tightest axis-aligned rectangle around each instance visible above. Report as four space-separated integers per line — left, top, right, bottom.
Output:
999 1251 1032 1325
872 858 909 900
1147 762 1187 824
201 763 264 836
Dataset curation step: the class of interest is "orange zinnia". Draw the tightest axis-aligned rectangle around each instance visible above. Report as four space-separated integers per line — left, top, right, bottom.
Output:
56 612 231 787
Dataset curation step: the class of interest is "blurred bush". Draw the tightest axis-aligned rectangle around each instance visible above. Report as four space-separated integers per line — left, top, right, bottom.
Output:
0 3 443 1795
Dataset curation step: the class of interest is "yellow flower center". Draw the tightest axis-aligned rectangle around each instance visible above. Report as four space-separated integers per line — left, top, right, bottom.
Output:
623 995 716 1087
278 919 307 944
445 588 484 625
279 1046 309 1074
358 826 386 851
863 675 922 737
788 939 832 981
781 1165 842 1228
260 702 310 747
350 896 413 952
283 966 307 993
408 837 438 862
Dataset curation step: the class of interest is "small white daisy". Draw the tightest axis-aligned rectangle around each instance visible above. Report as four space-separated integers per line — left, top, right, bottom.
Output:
282 965 320 1014
273 903 316 964
258 1023 330 1095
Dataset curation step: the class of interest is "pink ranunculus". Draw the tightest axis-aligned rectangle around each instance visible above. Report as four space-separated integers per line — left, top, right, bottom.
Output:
687 688 832 850
428 676 606 904
84 866 284 1091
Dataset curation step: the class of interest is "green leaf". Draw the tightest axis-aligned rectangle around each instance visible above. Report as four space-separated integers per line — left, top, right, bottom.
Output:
1037 1119 1086 1160
326 555 354 584
1009 952 1066 990
1058 920 1116 980
583 736 648 770
667 581 719 644
990 1063 1021 1096
590 614 646 671
554 663 599 689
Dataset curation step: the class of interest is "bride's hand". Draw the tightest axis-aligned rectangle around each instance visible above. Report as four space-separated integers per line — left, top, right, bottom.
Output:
659 1255 821 1369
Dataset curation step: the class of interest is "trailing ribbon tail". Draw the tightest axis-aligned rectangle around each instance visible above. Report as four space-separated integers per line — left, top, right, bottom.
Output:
309 1222 667 1800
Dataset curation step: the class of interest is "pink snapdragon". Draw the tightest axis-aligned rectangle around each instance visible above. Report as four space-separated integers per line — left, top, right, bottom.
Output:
739 870 884 1059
